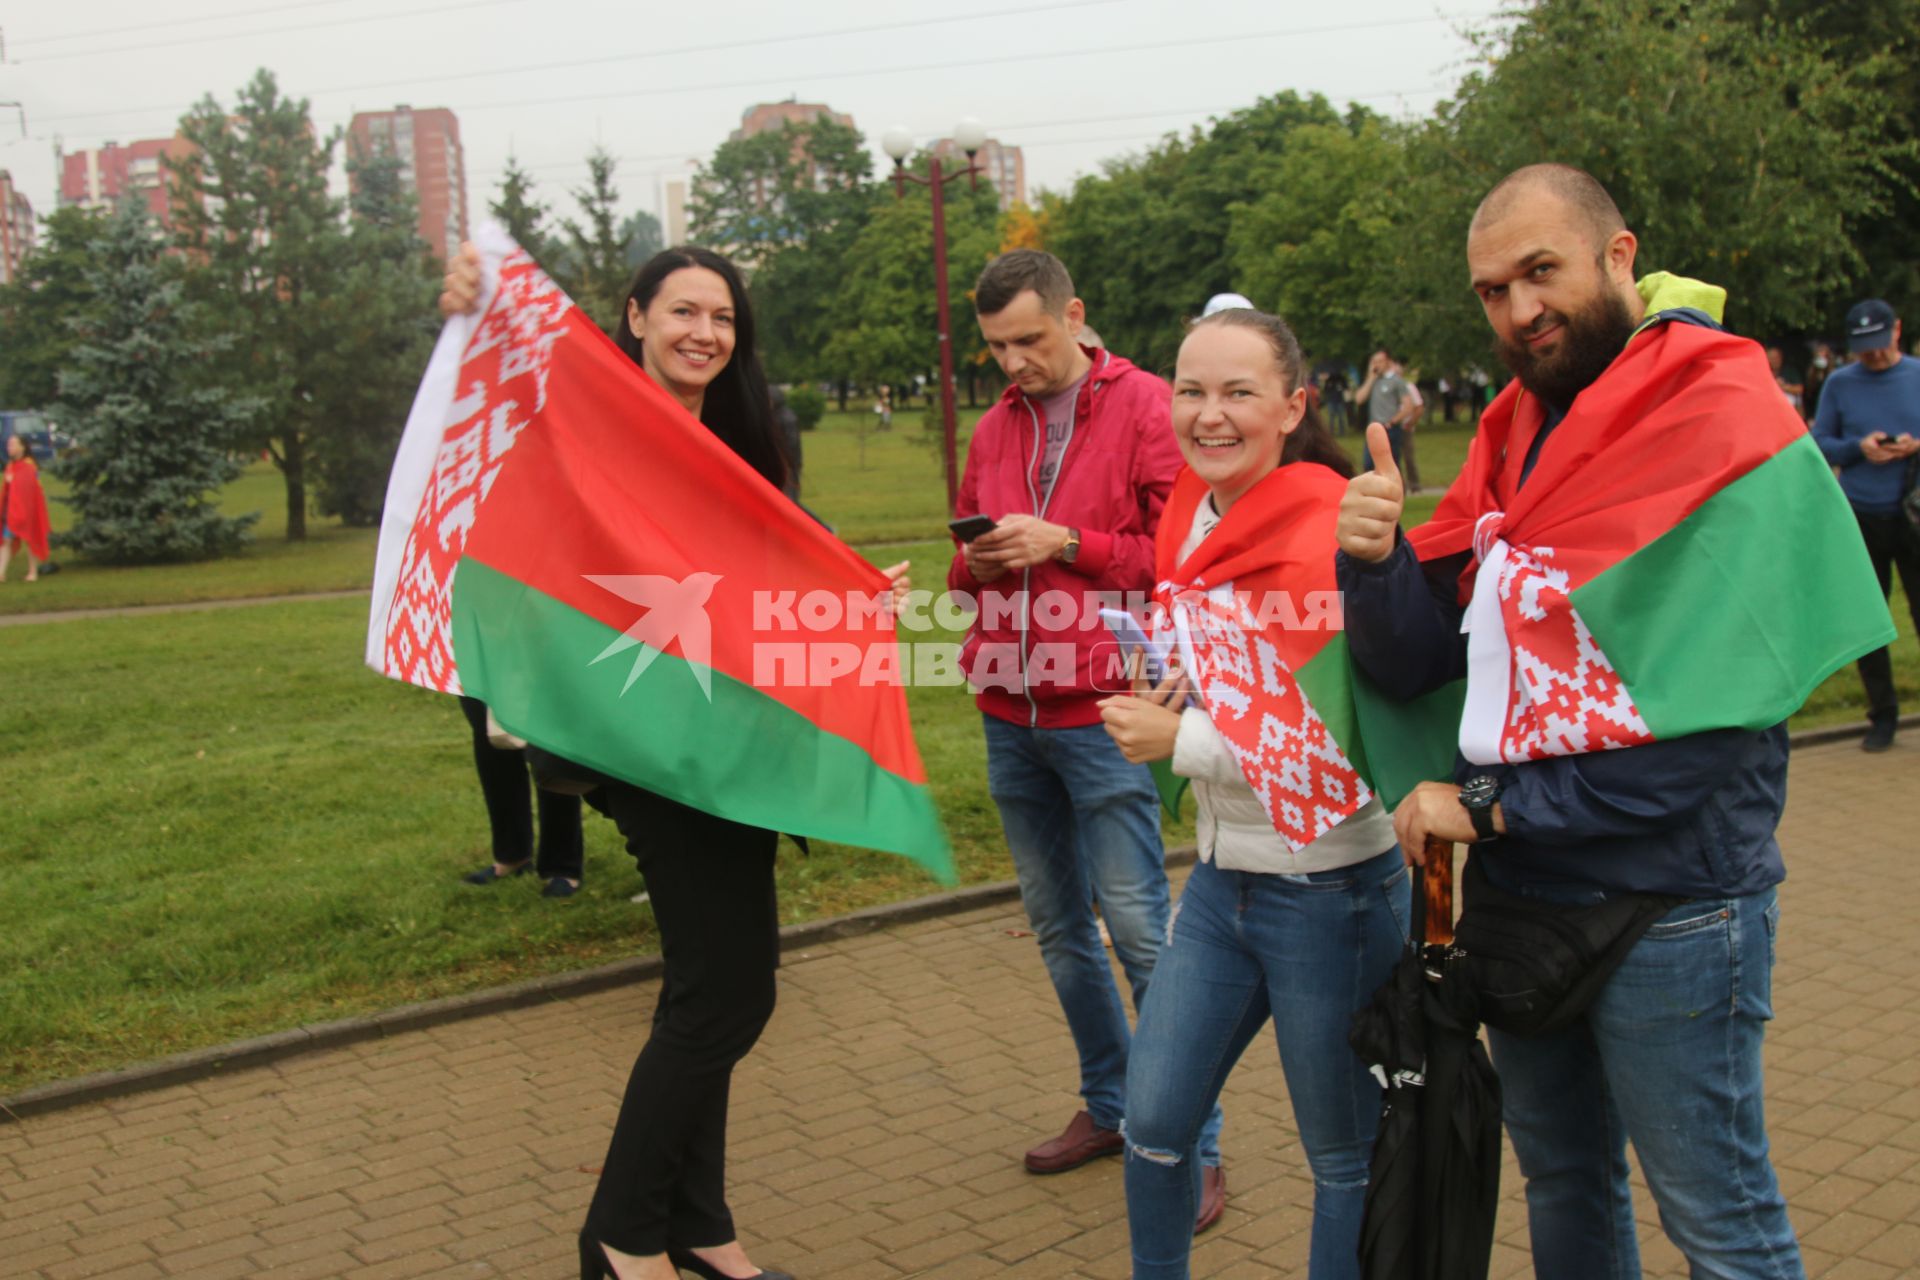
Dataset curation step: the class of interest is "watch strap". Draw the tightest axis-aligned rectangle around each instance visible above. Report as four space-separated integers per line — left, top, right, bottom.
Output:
1467 798 1497 842
1461 774 1500 841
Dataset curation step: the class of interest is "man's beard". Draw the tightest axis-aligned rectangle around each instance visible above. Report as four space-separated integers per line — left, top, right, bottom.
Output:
1493 288 1637 410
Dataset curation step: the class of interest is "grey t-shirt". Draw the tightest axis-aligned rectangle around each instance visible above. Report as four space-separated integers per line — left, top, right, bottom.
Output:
1033 373 1088 495
1367 370 1411 427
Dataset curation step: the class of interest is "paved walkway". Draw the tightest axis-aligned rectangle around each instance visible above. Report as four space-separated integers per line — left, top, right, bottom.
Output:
3 738 1916 1279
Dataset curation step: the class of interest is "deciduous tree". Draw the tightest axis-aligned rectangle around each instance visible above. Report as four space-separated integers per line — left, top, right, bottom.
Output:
169 68 343 541
691 118 877 385
1047 93 1347 374
1384 0 1914 368
821 171 1000 396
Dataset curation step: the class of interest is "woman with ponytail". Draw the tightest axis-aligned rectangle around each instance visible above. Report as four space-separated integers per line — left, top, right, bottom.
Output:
1098 308 1407 1280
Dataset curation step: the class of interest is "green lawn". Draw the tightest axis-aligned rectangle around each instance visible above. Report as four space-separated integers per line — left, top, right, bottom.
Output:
796 407 980 545
3 411 975 616
1 464 380 616
0 539 1192 1093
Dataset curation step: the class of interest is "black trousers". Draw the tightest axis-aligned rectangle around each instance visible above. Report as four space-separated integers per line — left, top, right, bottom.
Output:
1852 511 1920 725
458 696 583 879
584 784 780 1255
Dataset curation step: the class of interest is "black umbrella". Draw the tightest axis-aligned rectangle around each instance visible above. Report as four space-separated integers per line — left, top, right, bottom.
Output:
1350 838 1502 1280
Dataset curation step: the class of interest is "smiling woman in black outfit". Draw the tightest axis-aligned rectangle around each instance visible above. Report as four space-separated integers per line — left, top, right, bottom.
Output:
441 242 906 1280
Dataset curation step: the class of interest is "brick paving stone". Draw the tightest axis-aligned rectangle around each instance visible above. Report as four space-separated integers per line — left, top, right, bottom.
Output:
0 739 1914 1278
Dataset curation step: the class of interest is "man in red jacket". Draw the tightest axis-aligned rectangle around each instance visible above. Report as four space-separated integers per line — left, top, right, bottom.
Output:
947 251 1223 1225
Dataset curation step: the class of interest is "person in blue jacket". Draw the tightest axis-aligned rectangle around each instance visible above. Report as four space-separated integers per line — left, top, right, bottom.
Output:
1810 298 1920 752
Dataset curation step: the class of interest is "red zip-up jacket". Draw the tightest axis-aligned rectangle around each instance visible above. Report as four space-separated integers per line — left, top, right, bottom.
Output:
946 346 1184 728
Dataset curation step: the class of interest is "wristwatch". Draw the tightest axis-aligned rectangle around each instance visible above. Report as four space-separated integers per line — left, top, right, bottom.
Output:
1058 527 1082 565
1459 774 1502 842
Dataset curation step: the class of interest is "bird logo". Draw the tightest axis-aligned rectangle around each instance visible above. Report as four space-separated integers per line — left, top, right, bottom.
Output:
584 572 723 701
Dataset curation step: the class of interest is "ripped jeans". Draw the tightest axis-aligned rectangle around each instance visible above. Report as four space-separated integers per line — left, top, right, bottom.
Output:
1124 849 1408 1280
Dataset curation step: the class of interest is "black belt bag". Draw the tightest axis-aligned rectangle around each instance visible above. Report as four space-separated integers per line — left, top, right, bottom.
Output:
1451 856 1686 1037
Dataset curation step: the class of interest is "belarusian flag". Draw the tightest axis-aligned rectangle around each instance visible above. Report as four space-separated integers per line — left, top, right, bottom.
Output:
366 224 952 882
1153 464 1374 850
1373 273 1891 797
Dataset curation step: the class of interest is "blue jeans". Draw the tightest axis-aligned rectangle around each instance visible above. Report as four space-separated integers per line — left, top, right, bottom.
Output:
1490 886 1804 1280
983 715 1222 1162
1124 850 1410 1280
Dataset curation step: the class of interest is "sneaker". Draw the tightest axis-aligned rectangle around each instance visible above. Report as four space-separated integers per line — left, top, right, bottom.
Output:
1024 1110 1123 1174
1862 720 1896 752
542 877 582 900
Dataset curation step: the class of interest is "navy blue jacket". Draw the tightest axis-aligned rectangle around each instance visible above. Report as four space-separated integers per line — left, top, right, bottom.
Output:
1336 349 1789 900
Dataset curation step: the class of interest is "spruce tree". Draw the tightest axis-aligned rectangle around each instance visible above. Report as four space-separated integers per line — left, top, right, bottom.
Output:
51 200 259 563
490 153 554 269
560 147 630 334
308 138 440 527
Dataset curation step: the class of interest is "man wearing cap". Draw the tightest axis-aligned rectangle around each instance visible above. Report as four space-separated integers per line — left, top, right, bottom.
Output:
1811 298 1920 751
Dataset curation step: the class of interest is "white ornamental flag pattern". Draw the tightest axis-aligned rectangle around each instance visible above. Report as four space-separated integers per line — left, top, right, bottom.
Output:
1467 513 1654 762
1171 585 1370 852
379 247 574 693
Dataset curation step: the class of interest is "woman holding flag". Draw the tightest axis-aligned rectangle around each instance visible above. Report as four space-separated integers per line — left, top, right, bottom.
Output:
1097 307 1407 1280
438 242 912 1280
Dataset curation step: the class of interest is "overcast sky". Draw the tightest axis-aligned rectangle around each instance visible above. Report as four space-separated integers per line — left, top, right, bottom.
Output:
1 0 1499 234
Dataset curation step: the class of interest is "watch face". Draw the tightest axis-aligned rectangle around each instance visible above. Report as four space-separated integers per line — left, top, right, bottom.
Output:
1462 775 1498 808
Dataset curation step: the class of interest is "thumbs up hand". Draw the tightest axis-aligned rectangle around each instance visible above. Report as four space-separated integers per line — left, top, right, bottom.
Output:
1337 423 1404 564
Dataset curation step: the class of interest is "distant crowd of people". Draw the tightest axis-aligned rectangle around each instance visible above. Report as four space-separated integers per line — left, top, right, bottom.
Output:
429 159 1907 1280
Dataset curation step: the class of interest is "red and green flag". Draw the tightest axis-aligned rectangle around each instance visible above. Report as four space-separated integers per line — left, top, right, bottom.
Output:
367 226 952 882
1152 463 1374 849
1367 273 1893 803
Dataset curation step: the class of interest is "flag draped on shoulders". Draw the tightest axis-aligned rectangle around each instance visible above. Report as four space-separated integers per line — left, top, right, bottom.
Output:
1 457 51 561
1153 463 1373 851
1405 272 1892 767
367 223 952 881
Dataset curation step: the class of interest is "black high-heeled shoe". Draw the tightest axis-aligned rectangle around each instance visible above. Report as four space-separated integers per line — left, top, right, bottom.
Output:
579 1235 615 1280
580 1235 664 1280
666 1247 795 1280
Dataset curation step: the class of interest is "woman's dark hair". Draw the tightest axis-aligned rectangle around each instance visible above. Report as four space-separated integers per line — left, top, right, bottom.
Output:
614 245 788 490
1190 308 1353 479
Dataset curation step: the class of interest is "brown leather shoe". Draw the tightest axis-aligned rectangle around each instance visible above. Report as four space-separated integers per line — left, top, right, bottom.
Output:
1024 1110 1123 1174
1193 1163 1227 1233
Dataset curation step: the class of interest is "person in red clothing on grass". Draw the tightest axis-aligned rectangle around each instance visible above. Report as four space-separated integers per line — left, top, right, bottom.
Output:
946 250 1225 1231
1 433 52 584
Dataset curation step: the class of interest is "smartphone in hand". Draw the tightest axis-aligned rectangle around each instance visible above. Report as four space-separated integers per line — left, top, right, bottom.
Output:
948 514 997 543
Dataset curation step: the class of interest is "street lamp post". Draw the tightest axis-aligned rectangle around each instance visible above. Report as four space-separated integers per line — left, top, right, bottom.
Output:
881 117 988 516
